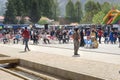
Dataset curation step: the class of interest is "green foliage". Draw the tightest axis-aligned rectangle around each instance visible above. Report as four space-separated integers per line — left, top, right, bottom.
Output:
4 0 60 24
66 0 75 22
51 0 60 21
20 0 33 16
74 0 83 23
85 1 98 13
41 0 55 19
13 0 24 16
82 1 102 24
38 19 48 25
4 0 17 24
96 2 101 11
81 12 93 24
29 0 41 23
92 11 105 24
82 1 111 24
4 0 116 24
101 2 112 14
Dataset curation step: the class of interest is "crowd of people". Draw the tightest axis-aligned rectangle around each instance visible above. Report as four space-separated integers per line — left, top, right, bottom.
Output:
0 25 120 52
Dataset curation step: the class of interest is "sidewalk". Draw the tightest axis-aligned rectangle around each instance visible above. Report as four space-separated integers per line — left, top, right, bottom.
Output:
1 43 120 64
0 43 120 80
26 38 120 55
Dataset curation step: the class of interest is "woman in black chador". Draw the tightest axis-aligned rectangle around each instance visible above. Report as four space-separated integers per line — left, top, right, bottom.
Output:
80 28 85 47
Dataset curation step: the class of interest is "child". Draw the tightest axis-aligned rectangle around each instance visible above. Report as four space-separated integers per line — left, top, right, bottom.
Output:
84 36 92 48
104 35 109 44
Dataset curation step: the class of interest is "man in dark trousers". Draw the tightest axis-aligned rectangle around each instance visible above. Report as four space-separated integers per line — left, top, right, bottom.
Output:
22 27 30 52
72 28 81 55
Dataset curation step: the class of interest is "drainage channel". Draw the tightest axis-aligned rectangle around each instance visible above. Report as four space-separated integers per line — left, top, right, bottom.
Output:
0 63 59 80
0 54 105 80
0 54 43 80
0 63 44 80
0 55 64 80
7 67 43 80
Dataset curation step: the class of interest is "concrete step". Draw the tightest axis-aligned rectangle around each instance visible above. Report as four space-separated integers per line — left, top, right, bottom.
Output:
16 66 66 80
20 59 104 80
0 67 32 80
0 57 19 64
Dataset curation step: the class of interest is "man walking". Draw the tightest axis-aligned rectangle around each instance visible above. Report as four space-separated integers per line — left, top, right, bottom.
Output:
22 27 30 52
72 28 81 55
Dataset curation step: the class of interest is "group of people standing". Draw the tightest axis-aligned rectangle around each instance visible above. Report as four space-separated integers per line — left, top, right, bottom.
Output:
72 27 98 55
0 25 120 54
72 27 120 55
0 27 30 52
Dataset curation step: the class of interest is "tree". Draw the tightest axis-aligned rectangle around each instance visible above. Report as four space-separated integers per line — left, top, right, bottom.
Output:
29 0 41 23
51 0 60 21
96 2 101 12
66 0 75 22
81 12 93 24
4 0 59 23
13 0 24 16
85 1 98 13
92 11 105 24
4 0 17 24
42 0 53 19
82 1 101 24
101 2 111 14
12 0 25 24
74 0 83 23
21 0 33 16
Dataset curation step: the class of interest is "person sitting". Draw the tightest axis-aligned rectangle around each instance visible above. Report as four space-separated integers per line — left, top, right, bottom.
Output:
92 38 99 48
3 33 8 44
90 30 96 41
84 36 92 48
13 33 21 44
42 32 50 44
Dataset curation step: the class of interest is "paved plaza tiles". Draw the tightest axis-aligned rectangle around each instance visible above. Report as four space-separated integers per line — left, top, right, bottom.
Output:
0 43 120 80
